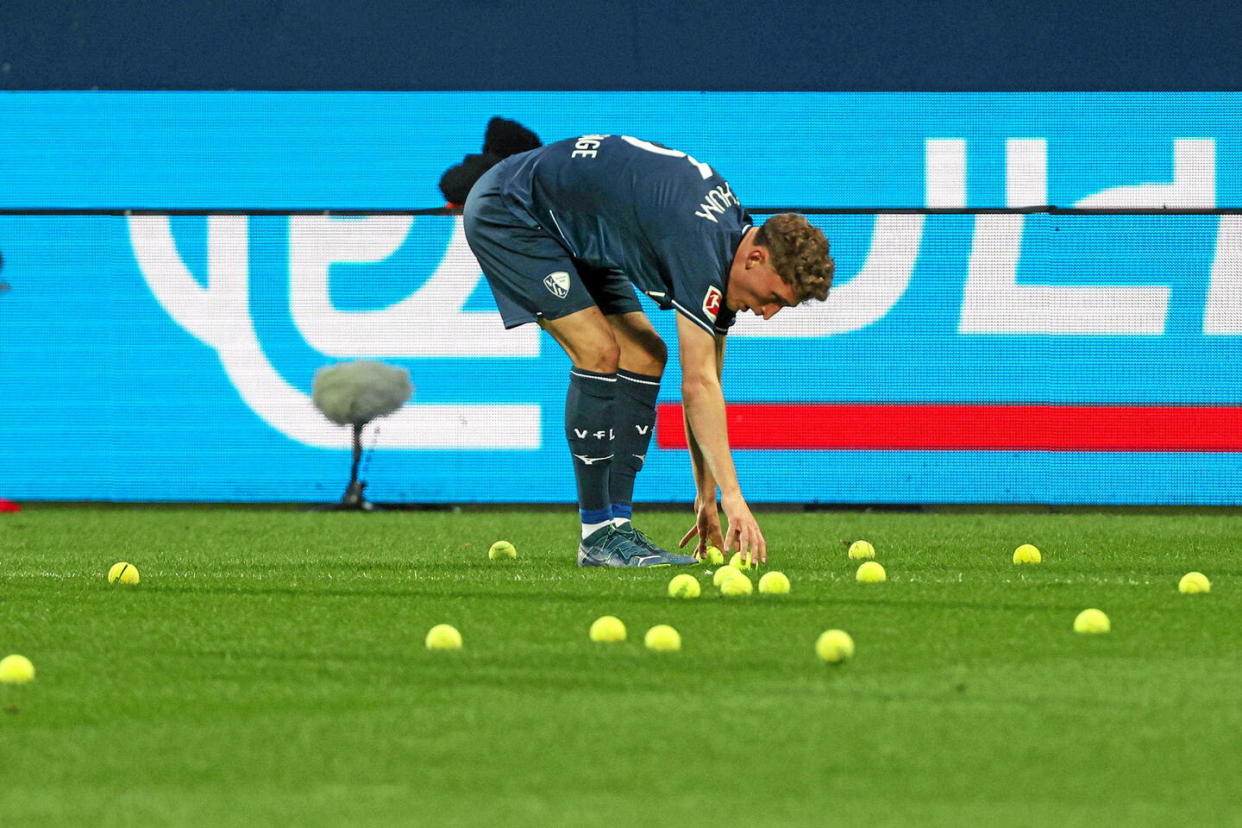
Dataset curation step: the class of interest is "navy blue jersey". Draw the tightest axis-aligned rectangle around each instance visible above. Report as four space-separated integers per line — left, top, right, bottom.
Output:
492 135 751 335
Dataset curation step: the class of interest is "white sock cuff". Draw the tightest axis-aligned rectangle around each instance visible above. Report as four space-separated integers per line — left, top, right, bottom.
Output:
581 520 612 539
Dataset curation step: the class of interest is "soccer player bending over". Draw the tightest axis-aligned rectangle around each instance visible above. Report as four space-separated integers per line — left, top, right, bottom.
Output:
464 135 833 568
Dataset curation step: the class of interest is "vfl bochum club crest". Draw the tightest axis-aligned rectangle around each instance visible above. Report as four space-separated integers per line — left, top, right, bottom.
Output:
544 270 571 298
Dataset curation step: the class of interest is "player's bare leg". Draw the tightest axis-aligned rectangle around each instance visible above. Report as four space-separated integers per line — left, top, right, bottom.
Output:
539 305 620 374
607 311 666 377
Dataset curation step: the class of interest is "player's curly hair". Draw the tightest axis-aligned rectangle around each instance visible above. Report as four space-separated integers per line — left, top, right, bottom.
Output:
754 213 834 303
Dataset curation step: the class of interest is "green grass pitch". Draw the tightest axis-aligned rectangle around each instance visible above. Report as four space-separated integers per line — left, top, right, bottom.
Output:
2 506 1240 826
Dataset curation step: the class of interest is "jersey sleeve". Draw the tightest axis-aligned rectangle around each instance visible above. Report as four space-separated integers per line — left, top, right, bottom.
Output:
649 223 739 337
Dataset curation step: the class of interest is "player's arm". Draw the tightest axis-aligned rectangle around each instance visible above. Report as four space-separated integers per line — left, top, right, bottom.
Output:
679 333 728 557
682 334 725 499
675 313 766 563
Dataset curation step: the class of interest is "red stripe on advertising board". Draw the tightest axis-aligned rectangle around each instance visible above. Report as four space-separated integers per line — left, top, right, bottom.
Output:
655 404 1242 451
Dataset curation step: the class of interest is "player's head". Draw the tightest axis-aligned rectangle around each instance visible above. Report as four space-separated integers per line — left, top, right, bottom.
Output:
727 214 834 319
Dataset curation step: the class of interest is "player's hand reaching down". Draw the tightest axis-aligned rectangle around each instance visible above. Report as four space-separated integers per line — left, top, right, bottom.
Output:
679 498 726 560
681 493 766 565
721 492 767 565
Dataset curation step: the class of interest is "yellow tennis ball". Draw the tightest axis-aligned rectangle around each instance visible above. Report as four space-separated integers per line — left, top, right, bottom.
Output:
1073 609 1110 634
589 615 627 643
107 562 140 585
847 540 875 560
487 540 517 560
1178 571 1211 594
644 625 681 652
815 630 854 664
729 552 758 571
719 573 753 597
0 654 35 685
1013 544 1042 564
705 546 725 565
425 624 463 650
758 571 790 595
712 564 741 588
856 561 886 583
668 573 701 599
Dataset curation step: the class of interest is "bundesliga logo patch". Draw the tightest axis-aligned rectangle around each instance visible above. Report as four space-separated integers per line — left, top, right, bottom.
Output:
543 271 571 299
703 286 723 321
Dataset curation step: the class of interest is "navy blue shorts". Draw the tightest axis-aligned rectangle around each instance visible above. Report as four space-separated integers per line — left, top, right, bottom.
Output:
463 165 643 329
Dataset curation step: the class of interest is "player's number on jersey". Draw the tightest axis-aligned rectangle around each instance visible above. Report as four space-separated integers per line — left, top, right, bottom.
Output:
621 136 714 180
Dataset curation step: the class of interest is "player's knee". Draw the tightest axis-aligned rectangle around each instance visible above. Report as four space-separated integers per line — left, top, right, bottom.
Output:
587 339 622 374
613 320 667 376
623 330 666 376
575 336 620 374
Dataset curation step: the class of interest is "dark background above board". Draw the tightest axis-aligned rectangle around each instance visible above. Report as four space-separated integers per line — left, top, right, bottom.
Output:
1 0 1240 91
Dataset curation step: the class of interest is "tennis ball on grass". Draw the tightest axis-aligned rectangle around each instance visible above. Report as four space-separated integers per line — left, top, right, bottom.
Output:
847 540 875 560
705 546 726 566
758 571 790 595
425 624 463 650
1073 609 1110 634
0 654 35 684
488 540 517 560
712 565 741 588
589 615 627 643
1012 544 1042 564
815 630 854 665
107 562 140 585
644 625 681 652
719 573 753 597
668 574 701 599
1178 572 1211 594
855 561 886 583
729 552 758 571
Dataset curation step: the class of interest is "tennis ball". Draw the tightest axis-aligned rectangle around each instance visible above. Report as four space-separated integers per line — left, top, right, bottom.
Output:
1073 609 1110 634
0 654 35 684
589 615 627 643
719 573 753 597
1012 544 1042 564
668 573 701 599
644 625 681 652
815 630 854 664
712 564 741 588
758 571 790 595
0 654 35 685
488 540 517 560
425 624 463 650
729 551 758 571
1178 571 1211 594
107 562 140 585
705 546 726 565
856 561 886 583
847 540 875 560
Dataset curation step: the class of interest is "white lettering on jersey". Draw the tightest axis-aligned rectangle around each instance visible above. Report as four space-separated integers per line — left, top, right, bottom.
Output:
571 134 610 159
621 136 713 179
694 183 739 223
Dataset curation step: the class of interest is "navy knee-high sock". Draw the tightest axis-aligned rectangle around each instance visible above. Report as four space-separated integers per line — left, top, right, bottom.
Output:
565 368 617 535
609 369 662 524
